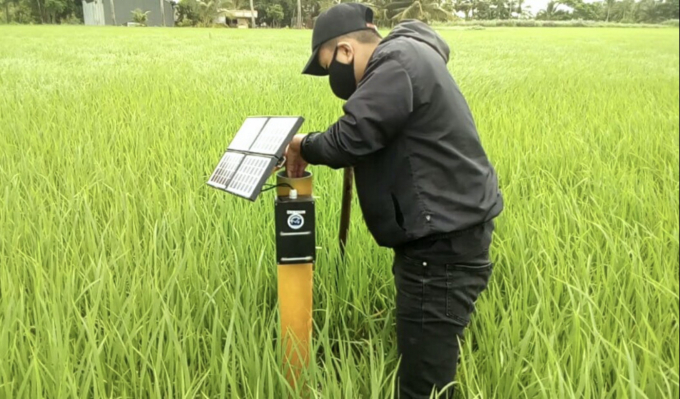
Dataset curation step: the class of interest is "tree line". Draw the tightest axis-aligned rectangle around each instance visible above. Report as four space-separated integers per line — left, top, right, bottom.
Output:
1 0 678 26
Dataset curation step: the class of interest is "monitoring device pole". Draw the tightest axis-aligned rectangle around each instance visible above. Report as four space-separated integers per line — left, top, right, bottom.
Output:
206 116 312 393
274 171 315 390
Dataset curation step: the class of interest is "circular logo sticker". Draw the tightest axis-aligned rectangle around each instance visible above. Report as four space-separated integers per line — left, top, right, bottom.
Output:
287 214 304 230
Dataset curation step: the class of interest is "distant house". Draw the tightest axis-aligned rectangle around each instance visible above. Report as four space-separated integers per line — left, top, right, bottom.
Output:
82 0 175 26
215 10 258 28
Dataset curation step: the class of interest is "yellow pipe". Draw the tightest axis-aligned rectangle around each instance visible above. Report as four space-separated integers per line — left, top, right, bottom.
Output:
278 263 313 391
276 171 313 393
276 170 313 197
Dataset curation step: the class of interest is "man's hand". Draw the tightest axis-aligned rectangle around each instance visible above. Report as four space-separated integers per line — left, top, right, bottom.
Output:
284 134 308 178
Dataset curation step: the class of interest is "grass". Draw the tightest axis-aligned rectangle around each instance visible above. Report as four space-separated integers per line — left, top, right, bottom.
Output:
0 26 678 398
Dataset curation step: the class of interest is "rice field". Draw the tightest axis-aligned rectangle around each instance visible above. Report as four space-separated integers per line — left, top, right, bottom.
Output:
0 25 678 398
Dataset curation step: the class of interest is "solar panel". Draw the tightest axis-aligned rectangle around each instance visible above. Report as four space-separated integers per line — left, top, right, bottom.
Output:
207 116 304 201
228 117 268 152
249 117 301 155
226 155 276 200
207 152 244 189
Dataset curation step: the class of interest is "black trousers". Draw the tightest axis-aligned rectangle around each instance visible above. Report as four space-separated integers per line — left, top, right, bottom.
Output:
392 221 495 399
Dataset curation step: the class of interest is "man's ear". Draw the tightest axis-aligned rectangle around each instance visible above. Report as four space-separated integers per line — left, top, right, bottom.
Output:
335 41 354 63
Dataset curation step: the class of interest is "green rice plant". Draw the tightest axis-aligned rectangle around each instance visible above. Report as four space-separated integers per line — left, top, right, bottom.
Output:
0 26 678 399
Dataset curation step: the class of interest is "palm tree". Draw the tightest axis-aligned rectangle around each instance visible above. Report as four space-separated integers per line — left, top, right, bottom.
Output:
373 6 391 26
2 0 10 23
605 0 614 21
131 8 150 24
197 0 233 25
316 0 379 26
317 0 339 13
109 0 116 24
454 0 473 20
296 0 302 27
387 0 453 23
540 0 559 18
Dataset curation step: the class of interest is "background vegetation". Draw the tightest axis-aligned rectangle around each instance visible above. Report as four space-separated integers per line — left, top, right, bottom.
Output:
0 0 678 27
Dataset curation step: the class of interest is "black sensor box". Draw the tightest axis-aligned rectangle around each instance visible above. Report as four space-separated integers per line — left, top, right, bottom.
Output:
274 196 316 265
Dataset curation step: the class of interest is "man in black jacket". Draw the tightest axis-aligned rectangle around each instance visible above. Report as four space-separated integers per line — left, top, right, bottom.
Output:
285 3 503 398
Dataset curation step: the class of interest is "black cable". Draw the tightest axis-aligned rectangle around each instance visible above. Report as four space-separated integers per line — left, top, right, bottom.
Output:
261 183 294 192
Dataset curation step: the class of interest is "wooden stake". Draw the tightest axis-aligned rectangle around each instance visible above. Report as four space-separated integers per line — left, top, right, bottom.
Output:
339 167 353 259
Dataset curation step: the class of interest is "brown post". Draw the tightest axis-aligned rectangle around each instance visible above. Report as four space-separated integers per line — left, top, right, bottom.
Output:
339 167 353 259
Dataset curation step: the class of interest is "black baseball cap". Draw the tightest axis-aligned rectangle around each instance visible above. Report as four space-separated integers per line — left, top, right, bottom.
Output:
302 3 375 76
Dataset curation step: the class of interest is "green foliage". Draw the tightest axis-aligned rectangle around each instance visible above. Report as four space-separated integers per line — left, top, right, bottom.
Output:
43 0 66 23
0 26 678 399
176 0 201 26
435 18 677 27
177 16 195 26
174 0 237 27
197 0 233 25
10 1 35 23
386 0 455 23
1 0 81 24
2 0 679 25
62 12 81 24
266 3 284 26
131 7 150 25
256 0 295 27
515 18 537 25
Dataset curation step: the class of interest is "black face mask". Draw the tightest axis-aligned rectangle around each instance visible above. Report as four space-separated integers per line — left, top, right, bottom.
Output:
328 46 357 101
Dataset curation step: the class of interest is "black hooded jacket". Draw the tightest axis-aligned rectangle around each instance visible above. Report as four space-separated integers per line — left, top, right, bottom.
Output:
301 20 504 248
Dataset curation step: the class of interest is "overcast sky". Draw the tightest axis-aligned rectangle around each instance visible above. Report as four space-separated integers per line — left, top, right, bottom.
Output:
521 0 599 14
523 0 552 13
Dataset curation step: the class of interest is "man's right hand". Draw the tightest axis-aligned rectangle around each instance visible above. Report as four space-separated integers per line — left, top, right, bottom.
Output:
284 134 308 178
